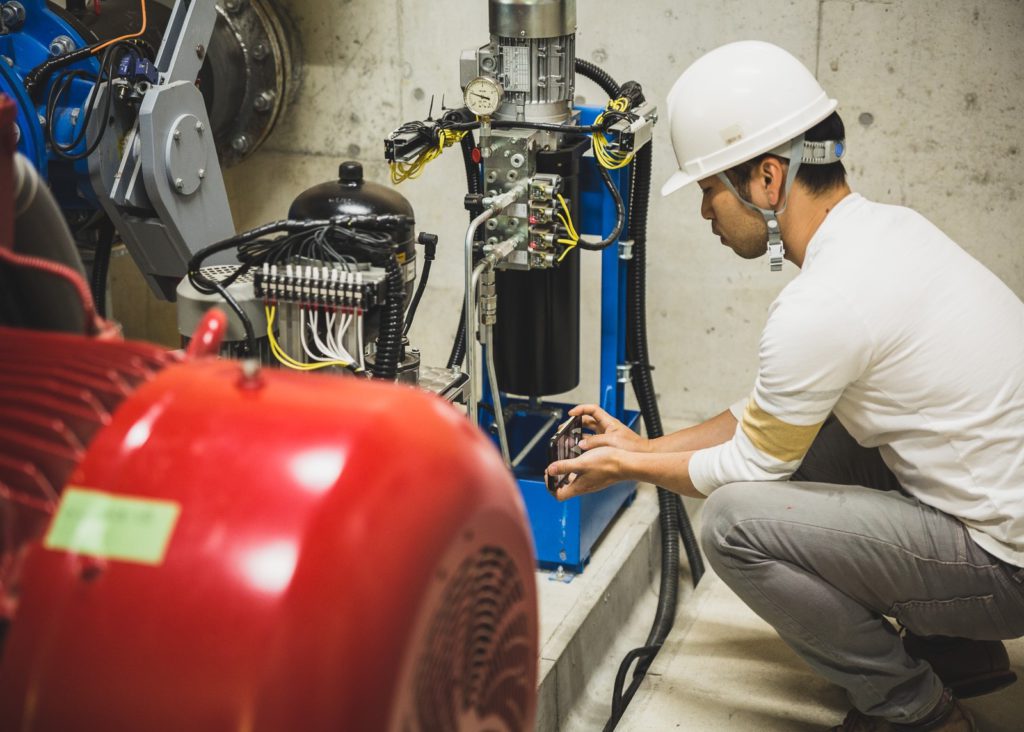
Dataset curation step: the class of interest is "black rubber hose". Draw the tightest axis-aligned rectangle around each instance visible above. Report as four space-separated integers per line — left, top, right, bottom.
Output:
575 58 621 98
90 218 115 319
403 256 431 337
23 46 93 99
447 132 481 369
602 143 679 732
372 252 404 380
570 60 625 251
574 59 704 730
574 59 681 730
626 143 705 588
576 165 625 251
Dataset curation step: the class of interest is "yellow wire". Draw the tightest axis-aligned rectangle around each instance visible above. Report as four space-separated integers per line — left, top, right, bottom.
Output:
391 129 467 185
592 97 636 170
556 194 579 240
557 242 576 263
266 306 354 371
554 193 580 262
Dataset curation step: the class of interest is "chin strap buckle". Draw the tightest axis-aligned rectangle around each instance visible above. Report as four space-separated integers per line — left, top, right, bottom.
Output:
766 216 784 272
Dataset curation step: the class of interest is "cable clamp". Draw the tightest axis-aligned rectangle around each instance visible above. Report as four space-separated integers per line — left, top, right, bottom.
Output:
617 363 633 384
618 239 634 260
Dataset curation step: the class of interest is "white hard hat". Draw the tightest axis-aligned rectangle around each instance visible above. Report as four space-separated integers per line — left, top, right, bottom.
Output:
661 41 838 197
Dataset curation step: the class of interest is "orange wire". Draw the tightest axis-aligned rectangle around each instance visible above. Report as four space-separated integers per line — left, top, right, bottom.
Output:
90 0 148 55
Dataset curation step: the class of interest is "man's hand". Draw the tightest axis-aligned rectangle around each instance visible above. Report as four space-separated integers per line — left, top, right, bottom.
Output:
569 404 650 453
546 446 625 501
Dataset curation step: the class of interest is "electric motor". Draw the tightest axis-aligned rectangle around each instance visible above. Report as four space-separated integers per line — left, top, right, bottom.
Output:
482 0 576 123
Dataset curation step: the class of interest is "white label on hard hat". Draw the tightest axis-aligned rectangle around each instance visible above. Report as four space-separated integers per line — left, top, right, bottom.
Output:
721 124 744 146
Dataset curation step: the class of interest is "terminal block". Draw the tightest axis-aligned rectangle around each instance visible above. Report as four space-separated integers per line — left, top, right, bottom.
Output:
254 263 387 311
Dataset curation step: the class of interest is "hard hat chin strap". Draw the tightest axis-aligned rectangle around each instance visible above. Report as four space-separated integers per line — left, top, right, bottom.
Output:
717 135 805 272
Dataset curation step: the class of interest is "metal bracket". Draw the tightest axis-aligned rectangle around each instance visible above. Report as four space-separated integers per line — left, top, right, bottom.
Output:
618 239 634 260
87 0 236 300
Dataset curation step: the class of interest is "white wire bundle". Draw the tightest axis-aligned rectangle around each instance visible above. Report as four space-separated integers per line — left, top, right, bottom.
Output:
297 267 366 370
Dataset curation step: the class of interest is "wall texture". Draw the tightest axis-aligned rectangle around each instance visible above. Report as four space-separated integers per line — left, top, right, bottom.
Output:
223 0 1024 424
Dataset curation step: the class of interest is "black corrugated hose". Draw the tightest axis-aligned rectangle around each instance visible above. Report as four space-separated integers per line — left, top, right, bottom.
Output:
89 218 115 319
447 132 481 369
372 252 404 380
573 59 705 731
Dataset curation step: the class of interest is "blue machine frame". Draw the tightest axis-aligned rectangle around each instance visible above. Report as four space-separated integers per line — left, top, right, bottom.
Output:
481 105 641 573
0 0 100 206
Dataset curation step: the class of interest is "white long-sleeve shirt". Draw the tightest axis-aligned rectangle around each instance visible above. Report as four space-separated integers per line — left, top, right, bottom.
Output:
689 193 1024 567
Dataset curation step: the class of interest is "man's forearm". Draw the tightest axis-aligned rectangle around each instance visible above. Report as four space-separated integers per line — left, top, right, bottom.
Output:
620 450 704 499
648 409 737 454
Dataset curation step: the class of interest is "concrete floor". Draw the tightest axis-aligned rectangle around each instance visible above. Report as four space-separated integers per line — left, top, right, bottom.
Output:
535 485 1024 731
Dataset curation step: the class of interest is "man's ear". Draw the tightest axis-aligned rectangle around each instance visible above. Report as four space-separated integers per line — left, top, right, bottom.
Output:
758 157 788 208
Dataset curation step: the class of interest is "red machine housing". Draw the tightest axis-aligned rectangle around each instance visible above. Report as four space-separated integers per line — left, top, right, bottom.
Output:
0 329 538 730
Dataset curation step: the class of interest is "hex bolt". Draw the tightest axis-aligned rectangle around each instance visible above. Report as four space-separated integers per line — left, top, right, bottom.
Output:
174 178 185 191
252 42 269 61
232 134 250 153
223 0 244 13
49 35 76 57
1 2 26 31
253 91 276 113
197 168 206 179
173 130 182 142
195 44 205 59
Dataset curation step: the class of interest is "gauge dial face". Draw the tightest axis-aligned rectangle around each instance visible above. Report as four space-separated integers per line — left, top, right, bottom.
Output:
464 76 504 116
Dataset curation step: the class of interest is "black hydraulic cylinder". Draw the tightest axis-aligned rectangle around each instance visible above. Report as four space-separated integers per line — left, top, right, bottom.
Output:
493 138 588 397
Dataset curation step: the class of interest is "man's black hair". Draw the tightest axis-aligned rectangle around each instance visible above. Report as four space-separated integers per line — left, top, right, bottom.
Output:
723 111 847 198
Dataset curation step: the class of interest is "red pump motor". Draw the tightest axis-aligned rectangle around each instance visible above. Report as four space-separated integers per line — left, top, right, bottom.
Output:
0 325 538 730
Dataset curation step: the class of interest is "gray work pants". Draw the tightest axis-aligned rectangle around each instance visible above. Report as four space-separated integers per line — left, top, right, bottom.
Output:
700 418 1024 724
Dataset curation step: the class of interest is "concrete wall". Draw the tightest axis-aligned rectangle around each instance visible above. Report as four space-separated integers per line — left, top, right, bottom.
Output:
223 0 1024 424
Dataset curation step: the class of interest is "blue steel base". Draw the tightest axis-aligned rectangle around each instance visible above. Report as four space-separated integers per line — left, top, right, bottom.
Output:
491 402 640 572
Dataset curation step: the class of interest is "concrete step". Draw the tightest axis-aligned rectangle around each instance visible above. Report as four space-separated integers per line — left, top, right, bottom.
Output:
534 486 702 731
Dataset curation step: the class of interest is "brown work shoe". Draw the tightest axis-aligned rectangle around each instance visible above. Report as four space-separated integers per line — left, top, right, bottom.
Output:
827 689 976 731
903 630 1018 698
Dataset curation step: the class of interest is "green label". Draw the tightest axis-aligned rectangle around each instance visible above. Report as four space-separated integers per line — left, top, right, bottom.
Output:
44 487 181 566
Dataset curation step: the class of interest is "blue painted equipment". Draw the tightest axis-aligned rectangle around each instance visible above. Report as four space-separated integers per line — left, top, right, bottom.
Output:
0 0 98 203
478 107 643 572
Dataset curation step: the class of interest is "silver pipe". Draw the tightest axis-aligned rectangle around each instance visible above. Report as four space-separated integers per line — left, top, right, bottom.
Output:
463 184 528 423
484 324 512 466
511 412 559 468
464 208 497 423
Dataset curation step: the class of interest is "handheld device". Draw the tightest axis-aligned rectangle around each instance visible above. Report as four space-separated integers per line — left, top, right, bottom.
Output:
546 415 583 495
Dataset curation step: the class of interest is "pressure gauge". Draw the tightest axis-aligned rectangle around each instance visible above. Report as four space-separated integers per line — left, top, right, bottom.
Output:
464 76 504 117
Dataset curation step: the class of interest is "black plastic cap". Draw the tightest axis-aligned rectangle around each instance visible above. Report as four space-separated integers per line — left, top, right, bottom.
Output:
339 161 363 184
